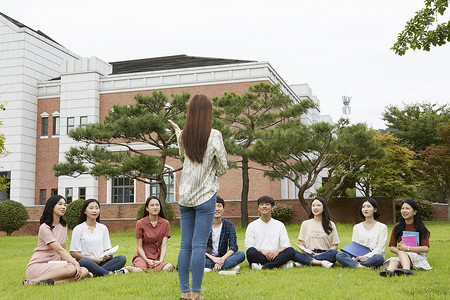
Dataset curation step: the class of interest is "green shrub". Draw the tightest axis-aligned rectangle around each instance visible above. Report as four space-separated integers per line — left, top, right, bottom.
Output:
137 202 175 223
0 200 29 235
65 199 85 230
394 197 435 221
272 203 294 224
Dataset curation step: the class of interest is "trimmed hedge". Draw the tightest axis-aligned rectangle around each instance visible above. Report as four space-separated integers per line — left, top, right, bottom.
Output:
137 202 175 223
0 200 29 235
65 199 85 230
272 203 294 224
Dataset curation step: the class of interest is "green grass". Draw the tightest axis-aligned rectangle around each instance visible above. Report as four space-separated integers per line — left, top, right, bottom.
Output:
1 222 449 299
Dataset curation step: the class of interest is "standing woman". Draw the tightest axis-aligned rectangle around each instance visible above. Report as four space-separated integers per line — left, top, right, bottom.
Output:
293 197 340 268
70 199 127 276
336 197 388 269
169 94 228 300
125 196 174 272
380 199 431 276
23 195 89 285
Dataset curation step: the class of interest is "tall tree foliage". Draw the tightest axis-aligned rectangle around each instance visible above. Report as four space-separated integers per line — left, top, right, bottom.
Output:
213 83 315 227
253 120 384 215
0 101 9 192
392 0 450 55
53 91 190 204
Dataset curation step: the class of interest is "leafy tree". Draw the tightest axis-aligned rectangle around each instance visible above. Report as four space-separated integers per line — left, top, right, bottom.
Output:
392 0 450 55
53 91 190 206
0 101 10 192
330 131 418 199
213 83 315 227
418 121 450 211
253 120 384 215
382 102 449 152
0 200 29 235
65 199 84 230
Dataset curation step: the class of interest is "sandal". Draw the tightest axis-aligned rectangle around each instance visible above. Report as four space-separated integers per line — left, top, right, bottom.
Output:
38 279 55 285
379 270 394 277
394 268 414 276
22 280 35 286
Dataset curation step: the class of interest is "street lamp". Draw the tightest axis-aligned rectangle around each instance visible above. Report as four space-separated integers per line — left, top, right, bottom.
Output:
342 96 351 120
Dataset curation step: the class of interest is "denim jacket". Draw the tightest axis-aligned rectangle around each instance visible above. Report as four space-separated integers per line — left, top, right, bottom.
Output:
206 219 238 257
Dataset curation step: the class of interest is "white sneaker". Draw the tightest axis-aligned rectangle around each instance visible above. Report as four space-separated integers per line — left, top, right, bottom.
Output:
280 262 293 269
231 265 240 271
251 263 262 270
321 260 333 269
88 272 94 278
204 268 213 273
114 269 129 275
294 262 303 267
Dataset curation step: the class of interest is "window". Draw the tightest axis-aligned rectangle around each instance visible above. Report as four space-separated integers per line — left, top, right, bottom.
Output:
322 177 329 186
67 117 74 134
0 172 11 202
42 117 48 136
80 116 87 129
112 176 134 203
51 188 58 196
79 187 86 200
40 189 47 205
53 116 60 135
149 167 175 203
65 187 73 204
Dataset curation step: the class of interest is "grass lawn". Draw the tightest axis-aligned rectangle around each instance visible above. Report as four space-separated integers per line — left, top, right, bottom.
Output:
1 221 449 299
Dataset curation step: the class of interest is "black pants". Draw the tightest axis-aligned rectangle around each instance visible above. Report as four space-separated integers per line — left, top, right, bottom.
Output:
246 247 295 269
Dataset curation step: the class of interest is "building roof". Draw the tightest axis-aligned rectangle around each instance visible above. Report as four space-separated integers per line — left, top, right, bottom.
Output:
109 55 256 75
0 12 61 45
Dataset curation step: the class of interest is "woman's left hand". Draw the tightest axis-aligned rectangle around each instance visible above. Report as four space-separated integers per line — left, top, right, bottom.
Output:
357 256 369 262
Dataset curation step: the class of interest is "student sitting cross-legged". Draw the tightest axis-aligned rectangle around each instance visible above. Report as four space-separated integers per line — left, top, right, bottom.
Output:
204 196 245 272
244 196 295 270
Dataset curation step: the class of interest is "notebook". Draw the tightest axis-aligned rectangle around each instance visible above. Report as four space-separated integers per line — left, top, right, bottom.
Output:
340 241 371 258
401 235 417 247
294 244 314 255
100 245 119 258
402 231 419 245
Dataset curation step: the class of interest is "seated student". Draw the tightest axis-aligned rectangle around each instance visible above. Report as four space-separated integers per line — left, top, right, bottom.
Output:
336 197 387 269
70 199 127 276
244 196 295 270
380 199 432 277
125 196 174 272
292 197 339 268
23 195 89 286
204 196 245 271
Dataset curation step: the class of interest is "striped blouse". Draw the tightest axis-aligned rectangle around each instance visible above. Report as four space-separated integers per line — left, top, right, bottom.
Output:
177 129 228 207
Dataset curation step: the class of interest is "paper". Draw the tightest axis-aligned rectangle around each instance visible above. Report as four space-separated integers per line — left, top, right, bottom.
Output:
100 245 119 258
48 260 67 264
294 244 314 255
402 231 419 245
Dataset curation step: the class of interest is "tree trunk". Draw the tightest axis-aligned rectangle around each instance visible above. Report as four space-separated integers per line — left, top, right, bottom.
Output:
297 189 311 217
157 174 168 216
241 157 249 228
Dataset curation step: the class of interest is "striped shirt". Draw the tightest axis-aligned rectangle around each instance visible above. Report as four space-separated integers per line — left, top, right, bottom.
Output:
177 129 228 207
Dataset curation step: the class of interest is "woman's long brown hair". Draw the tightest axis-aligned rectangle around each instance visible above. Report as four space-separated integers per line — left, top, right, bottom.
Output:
181 94 212 163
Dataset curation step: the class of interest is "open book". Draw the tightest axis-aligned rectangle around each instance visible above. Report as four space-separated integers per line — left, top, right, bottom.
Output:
294 244 314 255
100 245 119 259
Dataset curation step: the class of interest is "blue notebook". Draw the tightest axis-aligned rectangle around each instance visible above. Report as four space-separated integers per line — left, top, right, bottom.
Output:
403 231 419 245
341 241 371 258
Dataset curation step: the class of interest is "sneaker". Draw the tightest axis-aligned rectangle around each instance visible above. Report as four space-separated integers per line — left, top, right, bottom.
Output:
204 268 213 273
231 265 240 271
251 263 262 270
321 260 333 269
88 272 94 278
114 269 129 275
294 262 303 267
280 262 293 269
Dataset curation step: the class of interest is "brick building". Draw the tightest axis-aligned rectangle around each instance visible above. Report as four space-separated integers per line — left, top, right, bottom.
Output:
1 13 337 230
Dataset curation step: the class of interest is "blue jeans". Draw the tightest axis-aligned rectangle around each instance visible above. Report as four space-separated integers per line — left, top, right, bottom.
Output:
205 251 246 270
178 194 216 293
336 252 384 268
78 255 127 276
293 249 338 265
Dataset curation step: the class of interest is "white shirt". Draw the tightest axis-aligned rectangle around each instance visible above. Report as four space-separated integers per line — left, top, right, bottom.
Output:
244 218 291 252
70 222 112 258
352 221 388 258
177 129 228 207
211 222 223 256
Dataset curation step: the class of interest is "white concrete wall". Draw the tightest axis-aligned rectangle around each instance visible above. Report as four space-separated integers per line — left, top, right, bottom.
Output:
58 57 112 201
0 15 79 204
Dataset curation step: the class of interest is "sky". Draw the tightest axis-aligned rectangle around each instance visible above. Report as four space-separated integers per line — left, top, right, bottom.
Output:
2 0 449 129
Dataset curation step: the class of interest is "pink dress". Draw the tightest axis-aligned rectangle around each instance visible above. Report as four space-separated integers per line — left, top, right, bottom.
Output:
132 217 171 271
26 223 74 281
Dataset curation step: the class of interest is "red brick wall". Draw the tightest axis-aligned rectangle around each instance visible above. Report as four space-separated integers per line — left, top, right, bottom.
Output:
433 203 448 221
35 97 60 205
